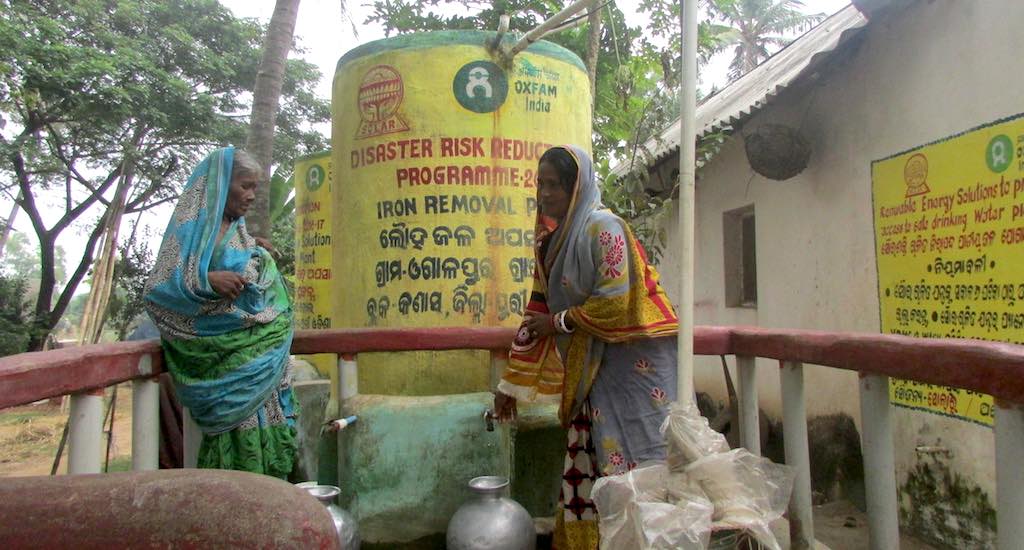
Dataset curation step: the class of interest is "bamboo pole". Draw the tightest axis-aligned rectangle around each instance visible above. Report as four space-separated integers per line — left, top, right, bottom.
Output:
77 175 131 345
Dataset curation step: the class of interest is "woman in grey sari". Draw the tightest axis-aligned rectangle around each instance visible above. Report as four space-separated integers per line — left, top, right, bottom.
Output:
495 146 679 549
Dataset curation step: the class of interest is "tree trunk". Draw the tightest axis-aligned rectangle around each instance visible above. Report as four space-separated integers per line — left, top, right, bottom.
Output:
245 0 301 239
585 5 602 110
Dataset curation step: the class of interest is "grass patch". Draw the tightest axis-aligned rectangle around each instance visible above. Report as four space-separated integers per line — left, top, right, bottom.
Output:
0 410 48 426
106 455 133 473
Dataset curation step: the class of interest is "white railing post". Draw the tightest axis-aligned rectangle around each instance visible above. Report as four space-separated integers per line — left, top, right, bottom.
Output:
339 353 359 401
737 355 760 455
68 389 105 474
182 407 202 468
131 376 160 471
489 350 508 392
337 354 359 488
995 400 1024 550
859 373 900 550
780 360 814 549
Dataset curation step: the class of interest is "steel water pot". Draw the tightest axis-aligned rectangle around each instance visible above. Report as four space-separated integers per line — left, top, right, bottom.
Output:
446 476 535 550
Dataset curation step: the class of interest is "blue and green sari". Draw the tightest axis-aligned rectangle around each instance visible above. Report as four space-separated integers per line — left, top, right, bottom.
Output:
144 147 297 478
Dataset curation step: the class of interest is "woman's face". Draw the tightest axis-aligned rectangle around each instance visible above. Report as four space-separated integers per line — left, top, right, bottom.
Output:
224 171 258 220
537 161 572 221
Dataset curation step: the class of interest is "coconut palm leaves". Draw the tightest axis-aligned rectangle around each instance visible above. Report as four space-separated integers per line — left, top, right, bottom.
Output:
709 0 825 80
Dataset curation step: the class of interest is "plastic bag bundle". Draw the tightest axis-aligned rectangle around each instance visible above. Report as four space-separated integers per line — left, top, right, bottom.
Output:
595 404 794 550
592 463 713 550
659 402 729 469
687 449 795 550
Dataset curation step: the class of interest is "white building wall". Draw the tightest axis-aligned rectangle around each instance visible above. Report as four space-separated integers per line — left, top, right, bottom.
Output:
654 0 1021 533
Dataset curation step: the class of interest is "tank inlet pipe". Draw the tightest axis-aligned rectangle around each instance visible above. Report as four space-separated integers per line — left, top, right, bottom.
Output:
324 415 358 432
491 15 511 51
503 0 599 60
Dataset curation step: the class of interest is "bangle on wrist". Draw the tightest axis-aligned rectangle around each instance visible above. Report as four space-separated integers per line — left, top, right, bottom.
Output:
555 311 575 334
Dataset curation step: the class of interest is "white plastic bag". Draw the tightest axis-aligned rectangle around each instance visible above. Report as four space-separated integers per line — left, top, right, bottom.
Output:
593 463 713 550
686 448 795 550
659 401 730 470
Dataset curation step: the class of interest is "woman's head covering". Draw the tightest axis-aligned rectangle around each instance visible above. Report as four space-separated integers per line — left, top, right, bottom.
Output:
539 145 604 317
144 147 290 341
541 145 602 274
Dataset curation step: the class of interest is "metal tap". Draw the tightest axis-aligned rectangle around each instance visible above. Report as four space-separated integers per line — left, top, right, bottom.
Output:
483 409 496 432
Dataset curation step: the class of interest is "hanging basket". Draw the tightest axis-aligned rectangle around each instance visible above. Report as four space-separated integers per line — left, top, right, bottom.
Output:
743 124 811 181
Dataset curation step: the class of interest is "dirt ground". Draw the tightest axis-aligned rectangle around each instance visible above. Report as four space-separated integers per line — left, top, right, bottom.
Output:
810 500 939 550
0 383 135 477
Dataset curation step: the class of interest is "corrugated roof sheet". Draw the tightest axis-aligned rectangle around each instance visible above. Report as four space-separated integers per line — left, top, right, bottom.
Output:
612 4 869 177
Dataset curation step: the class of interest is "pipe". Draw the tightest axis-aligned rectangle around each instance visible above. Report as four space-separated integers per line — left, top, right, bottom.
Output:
492 15 511 50
546 15 588 35
324 415 358 432
676 0 698 402
503 0 598 59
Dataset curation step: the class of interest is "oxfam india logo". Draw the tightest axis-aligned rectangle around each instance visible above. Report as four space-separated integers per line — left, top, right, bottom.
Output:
986 134 1013 173
305 163 326 192
453 61 508 113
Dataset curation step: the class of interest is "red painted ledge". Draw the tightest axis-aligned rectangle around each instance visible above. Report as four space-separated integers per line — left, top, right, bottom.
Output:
3 324 1024 409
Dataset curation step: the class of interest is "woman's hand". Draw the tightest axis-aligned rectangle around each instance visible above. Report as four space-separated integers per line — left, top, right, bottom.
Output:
494 392 517 423
524 312 557 339
209 271 246 300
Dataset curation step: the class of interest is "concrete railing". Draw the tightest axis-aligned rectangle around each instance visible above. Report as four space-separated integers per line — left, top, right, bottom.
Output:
2 325 1023 550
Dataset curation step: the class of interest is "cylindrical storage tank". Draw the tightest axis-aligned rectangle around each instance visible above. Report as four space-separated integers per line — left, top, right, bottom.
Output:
330 31 591 544
332 31 591 334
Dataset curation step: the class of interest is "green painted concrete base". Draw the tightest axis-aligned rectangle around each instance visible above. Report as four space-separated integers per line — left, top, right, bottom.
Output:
339 393 510 544
336 394 565 544
510 405 564 518
292 380 330 483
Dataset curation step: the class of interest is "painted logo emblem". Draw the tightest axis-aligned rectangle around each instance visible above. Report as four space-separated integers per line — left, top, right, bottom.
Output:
903 153 930 198
356 65 409 139
986 134 1013 173
453 61 508 113
305 163 326 192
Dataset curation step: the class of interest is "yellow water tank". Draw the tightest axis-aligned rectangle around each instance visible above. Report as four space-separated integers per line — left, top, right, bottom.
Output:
332 31 591 332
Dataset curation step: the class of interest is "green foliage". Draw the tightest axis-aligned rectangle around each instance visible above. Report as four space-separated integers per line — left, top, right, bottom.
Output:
105 225 155 341
1 231 66 290
604 130 728 264
269 171 296 280
0 0 329 348
0 275 31 356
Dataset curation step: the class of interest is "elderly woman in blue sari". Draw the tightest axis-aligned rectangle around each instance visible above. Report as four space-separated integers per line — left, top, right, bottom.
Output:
494 146 679 550
144 147 297 478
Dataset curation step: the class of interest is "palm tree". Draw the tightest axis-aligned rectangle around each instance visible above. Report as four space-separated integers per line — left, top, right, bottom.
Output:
710 0 825 80
245 0 301 239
